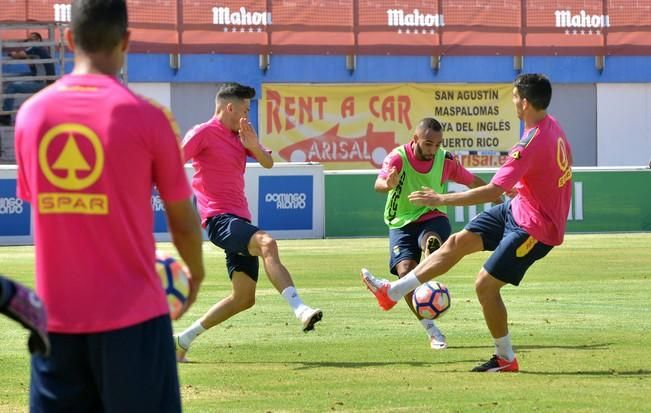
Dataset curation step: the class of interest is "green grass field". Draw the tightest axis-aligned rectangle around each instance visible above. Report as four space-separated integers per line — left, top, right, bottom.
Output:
1 233 651 412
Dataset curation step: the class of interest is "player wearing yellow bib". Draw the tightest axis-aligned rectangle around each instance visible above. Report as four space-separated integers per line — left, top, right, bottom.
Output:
373 117 487 349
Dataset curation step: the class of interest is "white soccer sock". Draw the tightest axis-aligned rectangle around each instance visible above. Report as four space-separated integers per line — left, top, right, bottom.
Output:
178 320 206 350
419 318 437 337
494 333 515 361
388 271 421 302
281 286 309 318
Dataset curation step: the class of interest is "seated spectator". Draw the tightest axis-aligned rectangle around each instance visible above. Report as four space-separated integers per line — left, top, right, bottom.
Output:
1 32 55 125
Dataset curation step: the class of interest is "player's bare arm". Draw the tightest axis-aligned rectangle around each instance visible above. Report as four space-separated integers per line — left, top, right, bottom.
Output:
468 174 487 189
239 117 273 168
374 166 399 192
468 174 503 204
164 198 205 319
409 183 504 207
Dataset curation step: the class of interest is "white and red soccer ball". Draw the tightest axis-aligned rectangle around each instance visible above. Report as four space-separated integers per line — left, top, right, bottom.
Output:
155 251 190 320
411 281 451 320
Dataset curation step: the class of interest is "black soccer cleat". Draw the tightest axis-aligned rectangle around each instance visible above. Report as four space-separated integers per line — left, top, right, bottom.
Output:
471 354 519 372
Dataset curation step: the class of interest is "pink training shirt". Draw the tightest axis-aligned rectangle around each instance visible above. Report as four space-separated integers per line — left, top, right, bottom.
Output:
378 143 475 222
182 117 253 225
15 74 191 333
491 115 573 246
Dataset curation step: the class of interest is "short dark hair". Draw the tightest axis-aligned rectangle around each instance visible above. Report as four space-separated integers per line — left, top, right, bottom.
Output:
514 73 552 110
417 117 443 133
216 82 256 101
28 32 42 41
71 0 128 53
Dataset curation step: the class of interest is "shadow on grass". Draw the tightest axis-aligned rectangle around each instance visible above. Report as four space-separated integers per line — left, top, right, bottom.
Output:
192 359 651 376
193 359 479 369
186 343 614 369
520 369 651 376
453 343 611 352
289 359 477 370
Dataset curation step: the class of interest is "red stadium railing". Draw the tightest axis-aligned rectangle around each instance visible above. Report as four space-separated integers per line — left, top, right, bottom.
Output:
1 0 650 55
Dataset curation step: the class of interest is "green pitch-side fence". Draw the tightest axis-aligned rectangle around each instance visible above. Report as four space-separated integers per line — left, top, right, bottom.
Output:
324 167 651 237
1 166 649 243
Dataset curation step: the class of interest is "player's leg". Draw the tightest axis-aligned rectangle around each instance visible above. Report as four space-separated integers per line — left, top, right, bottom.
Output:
394 259 420 315
395 260 447 350
174 214 259 361
248 230 292 292
90 315 182 413
471 207 553 372
362 230 483 310
361 204 506 310
387 221 448 349
175 257 258 362
248 230 322 332
30 333 102 413
475 270 509 340
471 269 518 372
201 270 258 327
417 217 453 348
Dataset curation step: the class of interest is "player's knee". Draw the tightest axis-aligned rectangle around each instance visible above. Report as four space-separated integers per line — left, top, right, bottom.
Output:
257 233 279 256
443 232 460 248
475 271 497 303
437 233 460 259
233 293 255 311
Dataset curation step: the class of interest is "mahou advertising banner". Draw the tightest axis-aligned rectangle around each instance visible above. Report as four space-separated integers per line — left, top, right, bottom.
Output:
1 0 650 55
260 83 519 170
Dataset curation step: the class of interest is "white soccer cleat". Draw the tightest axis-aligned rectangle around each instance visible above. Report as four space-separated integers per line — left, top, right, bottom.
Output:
429 334 448 350
299 307 323 332
429 325 448 350
174 334 190 363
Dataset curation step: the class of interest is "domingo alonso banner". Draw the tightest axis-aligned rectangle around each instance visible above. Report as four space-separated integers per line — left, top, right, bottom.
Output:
260 83 519 170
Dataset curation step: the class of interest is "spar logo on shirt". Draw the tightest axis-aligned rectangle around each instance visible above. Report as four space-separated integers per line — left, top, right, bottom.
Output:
37 123 108 215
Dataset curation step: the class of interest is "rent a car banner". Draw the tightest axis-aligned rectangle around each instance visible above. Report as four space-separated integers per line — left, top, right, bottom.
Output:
260 83 519 170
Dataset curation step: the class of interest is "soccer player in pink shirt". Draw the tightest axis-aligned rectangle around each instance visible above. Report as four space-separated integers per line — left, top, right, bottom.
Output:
14 1 205 411
362 74 573 372
175 82 322 362
375 117 488 350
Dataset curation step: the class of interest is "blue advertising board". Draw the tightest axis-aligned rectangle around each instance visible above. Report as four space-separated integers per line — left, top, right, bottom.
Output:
258 175 313 231
152 188 168 233
0 179 31 237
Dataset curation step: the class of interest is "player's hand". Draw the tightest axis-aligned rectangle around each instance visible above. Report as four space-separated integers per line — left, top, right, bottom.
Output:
385 167 399 190
408 186 442 207
238 118 259 150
